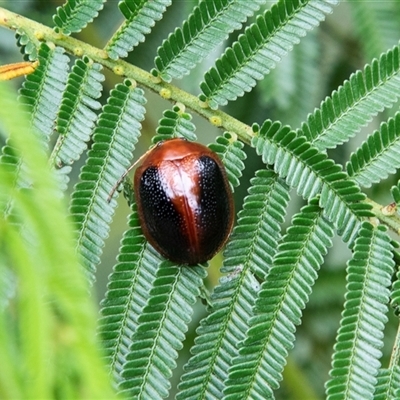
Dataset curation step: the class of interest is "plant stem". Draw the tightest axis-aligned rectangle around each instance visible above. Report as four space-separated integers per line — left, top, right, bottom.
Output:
365 198 400 235
0 7 254 145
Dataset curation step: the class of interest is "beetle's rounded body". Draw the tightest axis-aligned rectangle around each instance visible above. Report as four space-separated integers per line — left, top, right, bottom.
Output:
134 138 234 265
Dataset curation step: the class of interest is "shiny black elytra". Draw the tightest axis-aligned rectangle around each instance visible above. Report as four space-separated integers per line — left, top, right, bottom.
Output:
134 138 234 265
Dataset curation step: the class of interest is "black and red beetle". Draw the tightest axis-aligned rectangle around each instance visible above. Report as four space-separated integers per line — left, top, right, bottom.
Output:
133 138 234 265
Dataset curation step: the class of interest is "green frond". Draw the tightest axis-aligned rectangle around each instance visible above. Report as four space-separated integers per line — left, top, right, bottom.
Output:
106 0 172 60
374 367 400 400
70 81 146 283
177 269 260 400
151 105 197 144
1 43 70 211
52 57 103 168
18 43 70 144
326 223 395 400
301 44 400 150
224 199 334 399
208 132 246 189
252 120 373 243
223 169 290 281
199 0 338 109
152 0 266 82
53 0 106 35
98 206 164 382
176 170 290 400
347 113 400 188
119 264 207 399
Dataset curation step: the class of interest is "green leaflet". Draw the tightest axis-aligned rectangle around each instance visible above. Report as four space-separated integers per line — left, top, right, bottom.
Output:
326 223 395 400
70 81 146 283
53 57 104 168
98 205 164 382
347 113 400 188
224 199 334 399
18 43 69 144
1 43 69 215
53 0 106 35
176 170 290 400
252 120 372 243
106 0 172 60
119 264 207 399
199 0 338 109
151 106 197 143
208 132 246 190
153 0 266 82
300 44 400 150
374 367 400 400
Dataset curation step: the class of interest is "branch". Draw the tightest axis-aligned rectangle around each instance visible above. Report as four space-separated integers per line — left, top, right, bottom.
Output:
0 7 254 145
365 198 400 236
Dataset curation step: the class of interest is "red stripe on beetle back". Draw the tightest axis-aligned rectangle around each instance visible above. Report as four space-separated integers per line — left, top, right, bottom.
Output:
158 156 202 257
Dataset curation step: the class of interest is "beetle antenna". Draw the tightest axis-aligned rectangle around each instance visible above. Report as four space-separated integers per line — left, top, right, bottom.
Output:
107 162 138 202
107 147 156 203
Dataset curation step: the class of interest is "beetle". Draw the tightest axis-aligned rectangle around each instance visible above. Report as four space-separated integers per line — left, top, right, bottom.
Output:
133 138 234 265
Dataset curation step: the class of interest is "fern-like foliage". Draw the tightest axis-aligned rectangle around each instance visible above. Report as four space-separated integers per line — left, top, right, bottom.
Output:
1 43 69 213
347 113 400 188
52 57 104 168
18 43 69 144
252 120 372 243
53 0 105 35
70 81 146 283
208 132 246 190
374 367 400 400
153 0 266 82
199 0 338 109
151 105 197 144
98 206 164 382
106 0 172 60
119 264 207 399
325 223 395 400
300 44 400 151
224 198 334 399
176 170 290 399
